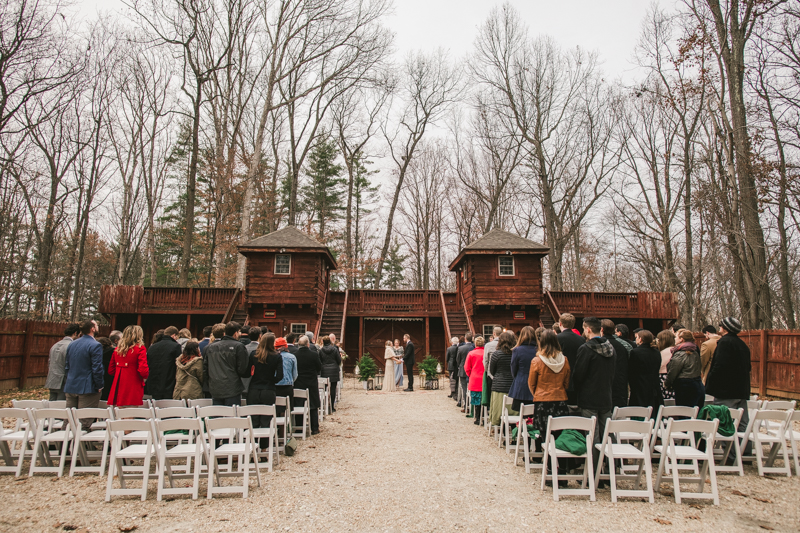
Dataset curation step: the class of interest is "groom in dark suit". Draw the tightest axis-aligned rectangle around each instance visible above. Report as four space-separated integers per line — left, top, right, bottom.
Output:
403 333 415 392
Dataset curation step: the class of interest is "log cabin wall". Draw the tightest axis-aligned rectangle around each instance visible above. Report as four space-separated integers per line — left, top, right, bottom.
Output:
245 251 327 311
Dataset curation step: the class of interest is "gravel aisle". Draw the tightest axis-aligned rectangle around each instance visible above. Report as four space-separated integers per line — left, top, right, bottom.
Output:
1 382 798 532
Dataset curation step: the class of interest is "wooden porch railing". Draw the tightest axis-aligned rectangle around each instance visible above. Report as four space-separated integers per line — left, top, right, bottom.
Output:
548 290 677 319
340 289 349 344
460 291 475 334
439 290 451 348
222 288 242 323
314 287 328 341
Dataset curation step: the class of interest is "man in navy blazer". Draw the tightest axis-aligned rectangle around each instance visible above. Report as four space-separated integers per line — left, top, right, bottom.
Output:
64 320 104 427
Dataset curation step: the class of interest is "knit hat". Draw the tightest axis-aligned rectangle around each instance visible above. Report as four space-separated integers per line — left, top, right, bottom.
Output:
720 317 742 335
275 337 288 349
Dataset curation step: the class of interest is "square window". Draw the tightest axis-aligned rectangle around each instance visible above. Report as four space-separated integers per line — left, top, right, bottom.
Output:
290 323 307 335
275 254 291 274
498 256 514 276
483 324 500 338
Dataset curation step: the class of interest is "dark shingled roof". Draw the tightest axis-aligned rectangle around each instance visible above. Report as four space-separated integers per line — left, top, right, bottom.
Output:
241 226 327 249
463 228 548 251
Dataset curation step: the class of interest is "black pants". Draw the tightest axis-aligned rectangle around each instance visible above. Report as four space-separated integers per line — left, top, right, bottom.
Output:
212 394 241 406
406 364 414 389
246 388 276 448
673 377 705 409
329 381 338 411
274 385 294 436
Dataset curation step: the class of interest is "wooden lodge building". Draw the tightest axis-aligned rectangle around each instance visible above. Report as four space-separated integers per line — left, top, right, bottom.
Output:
99 226 679 370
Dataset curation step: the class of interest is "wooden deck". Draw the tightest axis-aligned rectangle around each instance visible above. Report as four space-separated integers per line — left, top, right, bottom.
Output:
99 286 241 315
547 290 678 320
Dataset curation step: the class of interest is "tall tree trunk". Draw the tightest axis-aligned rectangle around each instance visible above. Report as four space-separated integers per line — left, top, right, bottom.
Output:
179 83 203 286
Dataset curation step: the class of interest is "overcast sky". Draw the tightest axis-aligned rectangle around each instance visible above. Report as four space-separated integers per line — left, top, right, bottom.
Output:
79 0 661 81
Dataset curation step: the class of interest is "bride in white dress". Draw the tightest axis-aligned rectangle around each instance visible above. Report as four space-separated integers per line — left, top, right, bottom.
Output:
383 341 397 392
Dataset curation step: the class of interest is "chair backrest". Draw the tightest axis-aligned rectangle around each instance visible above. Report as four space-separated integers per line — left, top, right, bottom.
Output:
546 415 595 433
747 399 761 411
156 417 203 435
70 407 113 424
188 398 213 408
114 406 154 420
762 400 796 411
196 405 236 419
503 395 513 407
11 400 46 409
275 396 290 408
155 407 196 420
237 404 276 418
205 416 253 433
293 389 309 400
754 409 792 423
518 404 535 418
726 408 744 429
107 418 154 436
612 406 652 421
0 407 30 432
318 378 328 387
653 405 697 433
605 419 654 442
48 400 67 409
153 399 187 409
30 408 70 422
98 400 108 408
665 418 718 441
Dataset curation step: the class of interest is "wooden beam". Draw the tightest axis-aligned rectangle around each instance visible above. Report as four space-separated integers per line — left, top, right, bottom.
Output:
425 317 430 356
760 330 768 397
19 320 33 389
358 317 364 362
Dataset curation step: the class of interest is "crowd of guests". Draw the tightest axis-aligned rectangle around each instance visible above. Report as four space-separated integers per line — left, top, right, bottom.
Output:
45 321 345 439
447 313 752 474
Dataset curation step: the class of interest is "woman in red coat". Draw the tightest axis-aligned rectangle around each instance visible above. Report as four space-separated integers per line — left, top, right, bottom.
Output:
108 325 149 407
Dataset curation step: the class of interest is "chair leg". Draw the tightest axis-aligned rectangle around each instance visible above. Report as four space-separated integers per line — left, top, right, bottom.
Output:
754 436 765 476
540 441 550 491
207 451 215 499
670 449 681 504
551 452 560 502
608 454 617 503
141 453 151 501
156 453 166 501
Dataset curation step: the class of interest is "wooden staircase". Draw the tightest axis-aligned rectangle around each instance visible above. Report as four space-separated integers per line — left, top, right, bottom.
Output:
540 289 560 329
446 308 470 340
232 308 248 326
319 310 343 339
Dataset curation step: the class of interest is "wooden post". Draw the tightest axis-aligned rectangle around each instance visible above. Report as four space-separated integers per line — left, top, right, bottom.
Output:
358 316 364 361
425 316 430 356
110 314 117 331
186 314 191 330
19 320 34 389
137 314 142 326
760 330 768 397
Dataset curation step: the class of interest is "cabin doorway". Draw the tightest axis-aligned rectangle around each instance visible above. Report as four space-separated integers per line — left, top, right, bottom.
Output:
363 318 424 369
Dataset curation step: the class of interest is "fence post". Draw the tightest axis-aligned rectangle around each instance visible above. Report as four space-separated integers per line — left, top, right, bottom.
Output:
759 330 768 398
19 319 34 389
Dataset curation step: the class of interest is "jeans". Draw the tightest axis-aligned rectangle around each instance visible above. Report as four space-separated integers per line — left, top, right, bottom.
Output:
246 388 276 449
66 392 101 430
212 394 241 407
580 407 612 472
49 389 66 402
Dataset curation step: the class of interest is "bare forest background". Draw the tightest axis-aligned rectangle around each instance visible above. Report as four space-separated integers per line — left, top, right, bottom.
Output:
1 0 798 331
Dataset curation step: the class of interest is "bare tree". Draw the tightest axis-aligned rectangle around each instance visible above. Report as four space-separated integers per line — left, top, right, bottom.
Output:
373 49 461 288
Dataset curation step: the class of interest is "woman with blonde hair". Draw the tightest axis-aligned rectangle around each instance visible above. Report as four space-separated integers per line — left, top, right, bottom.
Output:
107 325 149 407
383 340 397 392
657 329 676 399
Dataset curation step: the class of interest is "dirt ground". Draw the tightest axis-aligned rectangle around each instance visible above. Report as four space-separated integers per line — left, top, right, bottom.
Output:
0 380 798 532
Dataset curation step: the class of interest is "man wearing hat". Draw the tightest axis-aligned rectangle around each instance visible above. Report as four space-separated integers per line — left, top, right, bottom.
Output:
705 317 752 445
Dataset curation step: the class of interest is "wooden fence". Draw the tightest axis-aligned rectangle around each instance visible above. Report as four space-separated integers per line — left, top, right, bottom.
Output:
690 330 800 400
0 319 110 391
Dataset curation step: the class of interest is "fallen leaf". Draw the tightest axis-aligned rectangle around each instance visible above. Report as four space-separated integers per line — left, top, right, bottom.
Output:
731 490 748 497
760 526 775 531
753 497 772 503
689 504 703 510
62 526 79 531
296 460 308 464
307 445 316 449
118 526 137 532
654 518 672 525
686 516 700 520
53 523 63 529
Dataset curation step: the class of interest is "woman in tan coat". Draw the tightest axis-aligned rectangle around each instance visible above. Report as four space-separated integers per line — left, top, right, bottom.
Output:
173 341 204 400
527 329 571 440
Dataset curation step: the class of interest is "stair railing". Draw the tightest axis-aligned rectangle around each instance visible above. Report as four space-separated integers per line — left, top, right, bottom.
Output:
339 289 349 343
222 287 242 324
459 290 475 334
439 290 451 348
314 285 328 341
544 289 561 323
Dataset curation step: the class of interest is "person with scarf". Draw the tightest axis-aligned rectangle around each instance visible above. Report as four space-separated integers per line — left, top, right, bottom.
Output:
174 341 204 400
527 329 571 444
664 329 705 408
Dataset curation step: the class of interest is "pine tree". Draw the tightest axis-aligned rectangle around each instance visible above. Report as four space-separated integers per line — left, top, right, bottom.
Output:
301 135 345 242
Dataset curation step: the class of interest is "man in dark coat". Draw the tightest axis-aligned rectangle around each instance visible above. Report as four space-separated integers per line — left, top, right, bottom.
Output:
557 313 586 405
304 331 319 353
294 335 322 434
286 333 299 354
706 317 751 443
145 325 182 400
602 319 629 408
403 333 416 391
203 322 250 406
456 332 475 409
572 316 615 471
63 320 104 428
446 337 459 400
614 324 635 353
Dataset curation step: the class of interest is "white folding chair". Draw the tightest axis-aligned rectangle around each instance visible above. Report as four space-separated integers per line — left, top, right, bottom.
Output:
540 416 596 502
153 399 187 409
205 416 261 499
188 399 213 408
655 418 719 505
28 408 73 477
11 400 47 409
751 410 793 477
761 401 796 434
105 418 157 501
69 407 112 476
595 419 655 502
781 410 800 476
513 404 542 474
0 408 32 476
238 404 278 472
318 378 329 420
710 407 744 476
292 389 310 440
649 405 699 474
274 396 291 452
98 400 108 408
499 395 520 453
155 417 206 501
611 406 653 474
48 400 67 409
